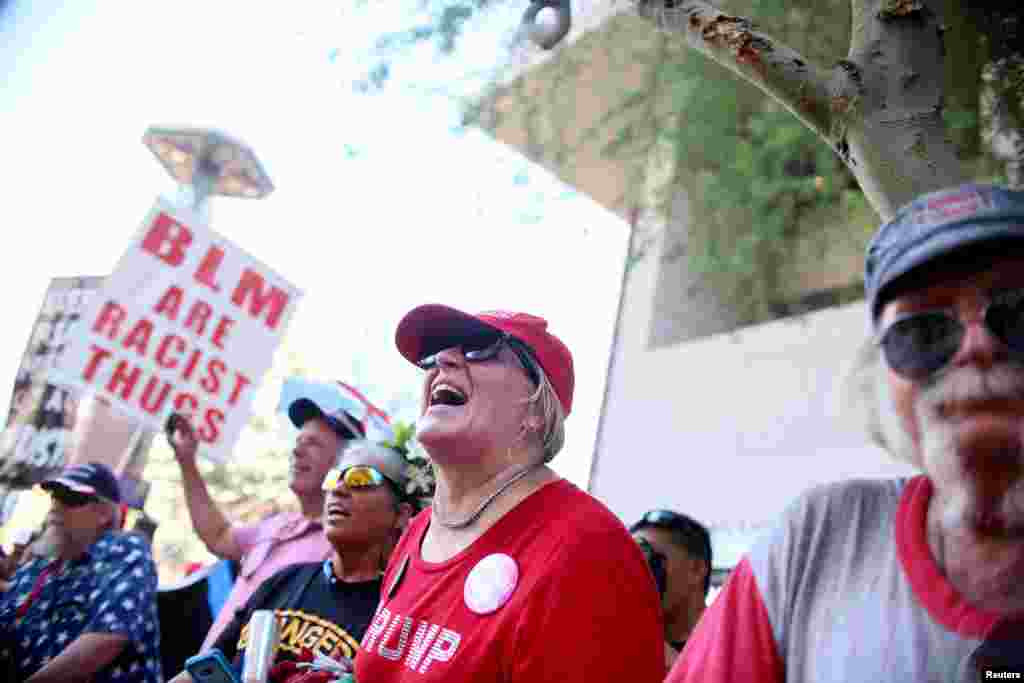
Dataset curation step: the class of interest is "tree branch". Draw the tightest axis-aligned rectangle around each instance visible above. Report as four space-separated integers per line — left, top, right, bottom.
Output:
841 0 966 218
634 0 967 219
982 57 1024 189
634 1 833 144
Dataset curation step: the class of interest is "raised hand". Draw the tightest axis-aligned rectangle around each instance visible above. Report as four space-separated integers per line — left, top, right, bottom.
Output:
165 413 199 461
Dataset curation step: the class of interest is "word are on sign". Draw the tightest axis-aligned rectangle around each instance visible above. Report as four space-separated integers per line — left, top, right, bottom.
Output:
53 199 303 462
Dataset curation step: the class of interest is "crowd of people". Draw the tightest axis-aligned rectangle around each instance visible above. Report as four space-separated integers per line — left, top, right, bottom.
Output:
1 182 1022 681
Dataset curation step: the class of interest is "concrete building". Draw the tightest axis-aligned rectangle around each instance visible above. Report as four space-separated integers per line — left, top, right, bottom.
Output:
484 1 915 575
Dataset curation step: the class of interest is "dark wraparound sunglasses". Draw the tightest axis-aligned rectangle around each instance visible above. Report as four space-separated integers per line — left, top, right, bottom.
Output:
417 332 541 387
636 509 713 563
877 288 1024 380
49 489 104 508
635 536 667 598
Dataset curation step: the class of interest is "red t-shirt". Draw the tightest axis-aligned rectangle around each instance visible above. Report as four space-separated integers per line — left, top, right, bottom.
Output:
354 479 666 682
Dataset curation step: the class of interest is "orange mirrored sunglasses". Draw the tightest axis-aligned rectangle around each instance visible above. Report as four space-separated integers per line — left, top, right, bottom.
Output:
322 465 388 491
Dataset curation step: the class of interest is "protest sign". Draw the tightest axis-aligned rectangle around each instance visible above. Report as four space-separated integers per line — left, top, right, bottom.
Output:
0 277 101 488
53 199 302 462
0 277 161 499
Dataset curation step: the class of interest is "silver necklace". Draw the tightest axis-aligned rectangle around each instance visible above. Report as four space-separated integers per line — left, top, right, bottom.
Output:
433 464 539 530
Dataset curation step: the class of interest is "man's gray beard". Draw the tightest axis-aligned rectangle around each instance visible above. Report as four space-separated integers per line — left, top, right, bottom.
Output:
840 339 918 464
916 364 1024 537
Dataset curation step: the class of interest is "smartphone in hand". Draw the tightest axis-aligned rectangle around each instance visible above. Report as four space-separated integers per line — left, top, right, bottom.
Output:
185 650 240 683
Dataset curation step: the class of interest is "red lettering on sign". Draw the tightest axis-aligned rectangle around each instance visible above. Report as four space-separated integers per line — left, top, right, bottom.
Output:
211 316 235 350
198 408 225 443
141 212 193 266
184 300 213 336
228 373 252 406
122 318 154 357
156 335 186 369
154 286 184 321
200 358 226 396
170 402 224 444
231 269 290 331
83 345 112 382
174 393 199 414
182 348 202 382
93 301 127 340
107 361 141 401
194 245 224 292
85 352 229 444
139 377 172 415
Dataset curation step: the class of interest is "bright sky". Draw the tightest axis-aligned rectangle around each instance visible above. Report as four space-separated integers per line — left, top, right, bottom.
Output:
0 1 629 489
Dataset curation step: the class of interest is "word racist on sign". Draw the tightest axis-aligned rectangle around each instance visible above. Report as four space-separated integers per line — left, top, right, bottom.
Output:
56 201 301 460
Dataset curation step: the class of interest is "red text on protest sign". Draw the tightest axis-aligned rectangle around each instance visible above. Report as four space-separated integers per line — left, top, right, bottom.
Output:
141 212 291 331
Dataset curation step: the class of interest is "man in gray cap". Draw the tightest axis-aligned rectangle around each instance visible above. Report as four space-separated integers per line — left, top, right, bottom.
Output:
167 398 365 650
668 184 1024 683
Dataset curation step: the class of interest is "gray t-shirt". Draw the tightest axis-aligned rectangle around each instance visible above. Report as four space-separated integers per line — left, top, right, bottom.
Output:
668 476 1021 682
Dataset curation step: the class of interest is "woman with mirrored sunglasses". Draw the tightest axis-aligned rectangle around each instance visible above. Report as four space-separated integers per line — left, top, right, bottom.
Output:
354 305 665 683
169 440 415 683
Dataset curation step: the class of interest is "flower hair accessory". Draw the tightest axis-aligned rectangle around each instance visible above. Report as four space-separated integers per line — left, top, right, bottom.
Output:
381 420 435 510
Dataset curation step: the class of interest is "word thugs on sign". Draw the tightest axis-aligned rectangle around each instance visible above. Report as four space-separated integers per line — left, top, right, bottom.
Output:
54 200 302 462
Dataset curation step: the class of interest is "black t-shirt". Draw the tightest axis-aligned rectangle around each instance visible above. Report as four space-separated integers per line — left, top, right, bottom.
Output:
213 561 382 667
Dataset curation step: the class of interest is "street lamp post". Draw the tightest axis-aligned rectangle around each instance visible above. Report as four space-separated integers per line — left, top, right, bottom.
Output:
129 126 276 499
142 126 275 222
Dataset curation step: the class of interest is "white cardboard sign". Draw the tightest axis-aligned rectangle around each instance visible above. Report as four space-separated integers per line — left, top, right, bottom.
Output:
54 199 302 462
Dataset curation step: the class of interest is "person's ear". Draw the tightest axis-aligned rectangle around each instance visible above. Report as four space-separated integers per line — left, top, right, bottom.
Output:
689 557 710 593
395 502 415 532
99 502 118 530
521 415 543 435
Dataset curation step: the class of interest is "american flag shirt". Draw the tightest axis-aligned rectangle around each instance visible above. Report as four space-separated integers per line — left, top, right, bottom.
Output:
0 530 162 682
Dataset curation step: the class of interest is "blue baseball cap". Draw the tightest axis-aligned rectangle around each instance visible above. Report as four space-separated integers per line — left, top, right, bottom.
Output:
865 183 1024 321
288 398 364 441
42 462 121 503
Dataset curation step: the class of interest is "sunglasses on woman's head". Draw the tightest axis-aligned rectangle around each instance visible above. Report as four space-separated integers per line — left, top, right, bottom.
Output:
322 465 391 492
877 287 1024 380
417 332 541 386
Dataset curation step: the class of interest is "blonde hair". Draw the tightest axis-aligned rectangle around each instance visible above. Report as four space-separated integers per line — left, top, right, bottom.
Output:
521 363 566 463
840 338 919 466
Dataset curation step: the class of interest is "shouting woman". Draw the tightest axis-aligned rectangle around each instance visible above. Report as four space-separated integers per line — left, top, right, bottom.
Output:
170 439 414 682
355 306 665 682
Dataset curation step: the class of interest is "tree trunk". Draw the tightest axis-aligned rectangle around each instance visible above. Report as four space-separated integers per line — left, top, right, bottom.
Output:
981 57 1024 189
634 0 968 219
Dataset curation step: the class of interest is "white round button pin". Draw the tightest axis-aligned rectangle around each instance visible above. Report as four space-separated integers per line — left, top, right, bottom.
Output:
464 553 519 615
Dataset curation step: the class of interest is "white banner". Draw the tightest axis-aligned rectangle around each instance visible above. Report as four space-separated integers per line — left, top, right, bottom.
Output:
278 378 397 442
54 199 302 462
0 277 103 487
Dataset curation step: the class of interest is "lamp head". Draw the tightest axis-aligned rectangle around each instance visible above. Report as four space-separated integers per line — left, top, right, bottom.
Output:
143 126 274 200
522 0 571 50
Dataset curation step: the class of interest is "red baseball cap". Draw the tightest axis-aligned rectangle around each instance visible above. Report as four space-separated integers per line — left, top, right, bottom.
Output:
395 304 574 415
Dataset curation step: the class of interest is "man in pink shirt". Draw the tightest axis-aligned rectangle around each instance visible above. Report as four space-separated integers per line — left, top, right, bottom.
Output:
166 397 364 650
